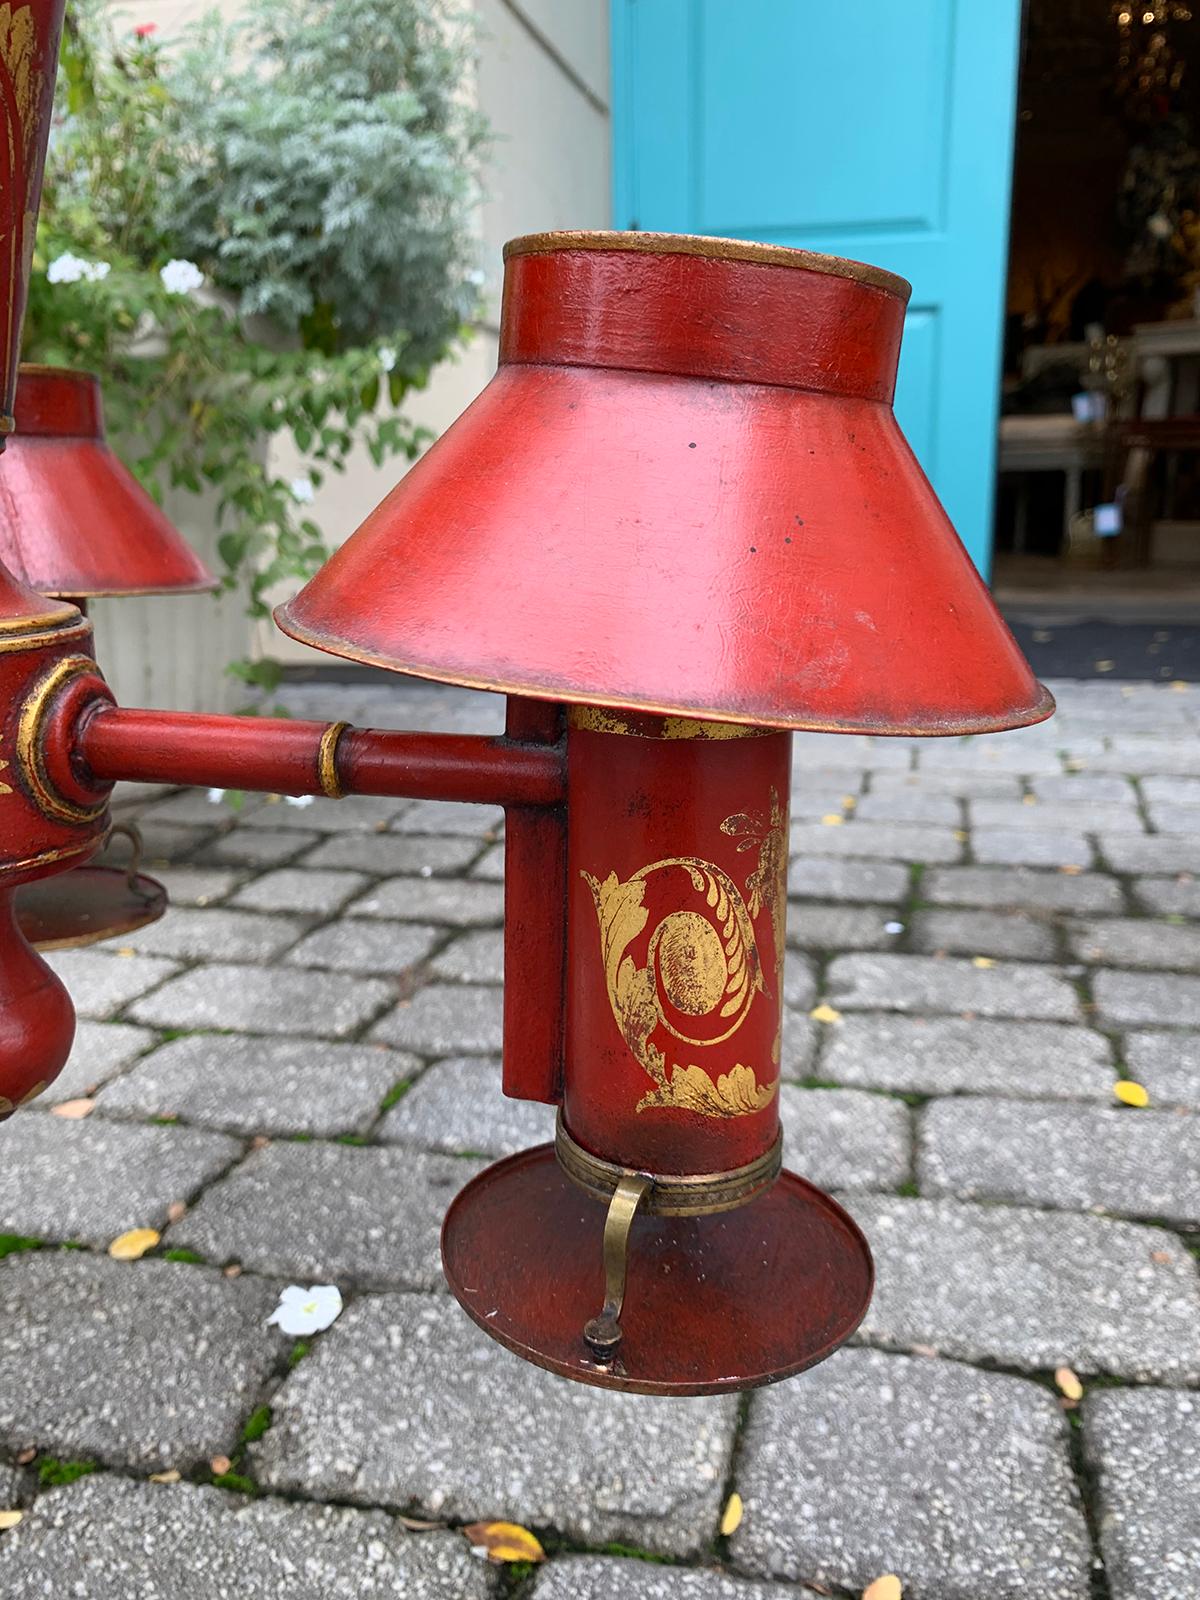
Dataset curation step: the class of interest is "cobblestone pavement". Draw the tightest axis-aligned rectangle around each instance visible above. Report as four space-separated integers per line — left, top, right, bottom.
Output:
1 676 1199 1599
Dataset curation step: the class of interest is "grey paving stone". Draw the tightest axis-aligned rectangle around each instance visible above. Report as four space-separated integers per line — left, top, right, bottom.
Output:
110 820 216 865
923 865 1124 913
847 1195 1200 1381
533 1559 803 1600
793 732 913 770
151 865 240 906
1032 774 1138 804
0 1463 16 1506
789 820 962 863
0 1475 493 1600
827 952 1080 1021
971 800 1141 833
787 902 904 952
819 1015 1115 1099
787 856 909 903
1123 1031 1200 1109
128 964 393 1038
0 1254 277 1470
782 955 817 1011
791 765 866 797
285 919 441 975
730 1348 1090 1600
122 906 306 962
0 1115 240 1245
231 867 369 914
430 929 504 984
780 1085 909 1192
371 983 503 1054
392 798 503 837
1069 916 1200 970
201 827 319 866
379 1056 553 1157
851 791 961 824
170 1141 483 1290
241 793 407 832
470 841 505 880
781 1010 818 1077
43 949 180 1020
1084 1388 1200 1600
1131 874 1200 917
1088 740 1200 775
1143 775 1200 804
1094 969 1200 1027
909 907 1059 961
305 832 482 875
252 1295 736 1556
42 1019 154 1104
1099 832 1200 873
869 769 1023 798
1145 802 1200 834
140 788 267 827
915 735 1068 774
352 877 504 925
972 828 1094 869
98 1034 413 1138
920 1098 1200 1224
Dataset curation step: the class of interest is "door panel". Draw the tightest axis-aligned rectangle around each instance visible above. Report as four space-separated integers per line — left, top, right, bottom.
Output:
611 0 1022 573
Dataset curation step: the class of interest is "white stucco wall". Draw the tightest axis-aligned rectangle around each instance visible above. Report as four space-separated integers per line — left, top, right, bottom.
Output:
94 0 611 702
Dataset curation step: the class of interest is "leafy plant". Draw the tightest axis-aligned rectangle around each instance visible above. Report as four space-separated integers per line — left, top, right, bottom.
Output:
22 0 485 685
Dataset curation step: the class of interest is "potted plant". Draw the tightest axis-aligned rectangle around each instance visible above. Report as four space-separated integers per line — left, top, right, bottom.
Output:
21 0 487 709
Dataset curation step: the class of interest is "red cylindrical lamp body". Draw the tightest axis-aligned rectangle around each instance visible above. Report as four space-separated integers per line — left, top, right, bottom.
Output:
563 709 790 1177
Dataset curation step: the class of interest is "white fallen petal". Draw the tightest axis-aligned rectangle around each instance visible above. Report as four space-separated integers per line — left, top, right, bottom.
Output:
267 1283 343 1335
284 794 315 808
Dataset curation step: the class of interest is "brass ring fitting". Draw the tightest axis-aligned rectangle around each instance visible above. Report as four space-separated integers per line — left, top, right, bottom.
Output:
554 1110 782 1218
317 720 349 799
17 656 112 826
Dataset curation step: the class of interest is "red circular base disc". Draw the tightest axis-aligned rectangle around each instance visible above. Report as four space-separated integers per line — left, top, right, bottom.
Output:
15 866 168 951
441 1144 873 1395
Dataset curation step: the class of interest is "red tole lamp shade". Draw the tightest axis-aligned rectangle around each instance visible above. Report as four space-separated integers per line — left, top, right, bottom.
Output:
278 231 1051 737
278 232 1052 1395
0 367 215 598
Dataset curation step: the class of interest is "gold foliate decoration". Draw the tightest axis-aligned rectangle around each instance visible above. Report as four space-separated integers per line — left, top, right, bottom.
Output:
582 794 787 1118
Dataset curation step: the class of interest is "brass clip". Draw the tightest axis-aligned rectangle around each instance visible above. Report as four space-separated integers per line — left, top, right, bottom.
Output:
583 1173 650 1363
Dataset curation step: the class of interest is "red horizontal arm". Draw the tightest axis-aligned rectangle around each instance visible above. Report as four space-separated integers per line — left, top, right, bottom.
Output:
76 704 566 808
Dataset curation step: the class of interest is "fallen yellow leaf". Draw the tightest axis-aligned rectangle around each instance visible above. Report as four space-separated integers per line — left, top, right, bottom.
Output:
843 795 858 809
1170 680 1189 692
862 1576 902 1600
1059 864 1082 875
971 956 995 969
108 1228 160 1261
148 1470 181 1484
0 1511 22 1531
1114 1080 1149 1108
1055 1366 1083 1401
821 813 844 827
462 1521 545 1564
51 1099 95 1120
720 1491 743 1536
809 1003 842 1024
210 1456 232 1476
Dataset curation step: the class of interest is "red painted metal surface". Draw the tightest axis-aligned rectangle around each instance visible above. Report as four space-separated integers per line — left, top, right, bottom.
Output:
563 713 791 1175
0 0 64 441
0 368 215 596
15 863 166 950
75 704 566 806
501 697 567 1105
278 231 1052 736
441 1145 873 1394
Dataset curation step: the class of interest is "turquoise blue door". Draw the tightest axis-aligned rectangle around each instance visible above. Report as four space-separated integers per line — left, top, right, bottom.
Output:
611 0 1023 575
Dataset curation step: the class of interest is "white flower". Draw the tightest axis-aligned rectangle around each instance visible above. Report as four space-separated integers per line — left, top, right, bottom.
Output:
267 1284 343 1336
884 920 904 935
47 252 110 284
207 788 226 804
289 476 315 504
284 794 314 808
159 258 204 296
378 345 397 373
